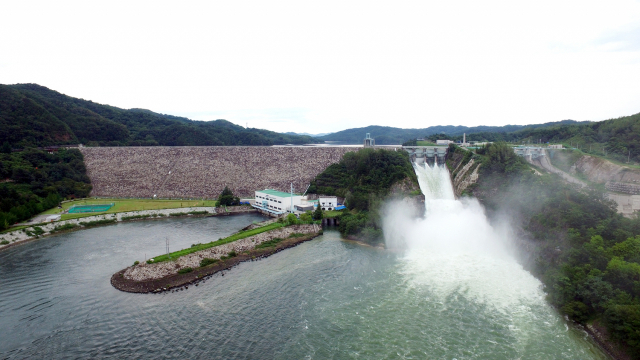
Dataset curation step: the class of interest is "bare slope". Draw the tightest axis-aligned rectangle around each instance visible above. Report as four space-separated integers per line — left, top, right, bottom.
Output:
80 146 359 198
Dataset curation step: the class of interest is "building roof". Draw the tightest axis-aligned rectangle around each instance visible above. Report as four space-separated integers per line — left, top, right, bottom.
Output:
256 189 298 198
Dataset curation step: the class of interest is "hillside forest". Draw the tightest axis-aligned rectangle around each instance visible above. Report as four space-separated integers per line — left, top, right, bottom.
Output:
409 112 640 165
0 84 320 148
459 142 640 357
0 148 91 230
307 148 419 243
318 120 587 145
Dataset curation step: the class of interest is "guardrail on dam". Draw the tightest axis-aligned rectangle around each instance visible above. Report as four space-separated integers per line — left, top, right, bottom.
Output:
79 146 360 199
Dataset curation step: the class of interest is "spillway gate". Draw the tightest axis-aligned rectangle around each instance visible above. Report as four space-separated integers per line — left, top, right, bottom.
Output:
402 146 448 166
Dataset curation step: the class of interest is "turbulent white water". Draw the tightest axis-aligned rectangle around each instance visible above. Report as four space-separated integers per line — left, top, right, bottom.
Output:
384 163 533 309
381 163 608 357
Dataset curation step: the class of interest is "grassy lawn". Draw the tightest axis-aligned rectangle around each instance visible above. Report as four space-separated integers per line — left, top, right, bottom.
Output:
40 198 218 221
416 141 438 146
151 222 286 263
323 210 345 218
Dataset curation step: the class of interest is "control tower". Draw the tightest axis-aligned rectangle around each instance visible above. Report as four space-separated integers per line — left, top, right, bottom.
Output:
364 133 375 147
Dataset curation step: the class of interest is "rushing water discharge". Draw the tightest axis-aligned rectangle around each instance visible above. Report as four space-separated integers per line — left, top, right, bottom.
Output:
0 167 610 358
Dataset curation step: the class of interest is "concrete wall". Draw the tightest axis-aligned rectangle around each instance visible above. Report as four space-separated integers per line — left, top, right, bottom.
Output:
80 146 360 199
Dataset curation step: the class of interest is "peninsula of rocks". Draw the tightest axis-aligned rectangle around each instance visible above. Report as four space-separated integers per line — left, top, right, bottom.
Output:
111 223 322 293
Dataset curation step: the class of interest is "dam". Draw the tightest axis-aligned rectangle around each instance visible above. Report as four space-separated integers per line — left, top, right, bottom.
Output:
0 150 610 358
79 146 359 199
80 145 448 200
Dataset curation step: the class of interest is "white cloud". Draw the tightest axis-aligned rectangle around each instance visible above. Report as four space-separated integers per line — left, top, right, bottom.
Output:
1 0 640 134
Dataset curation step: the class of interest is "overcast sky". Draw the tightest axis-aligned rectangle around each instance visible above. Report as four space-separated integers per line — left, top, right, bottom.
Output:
2 0 640 134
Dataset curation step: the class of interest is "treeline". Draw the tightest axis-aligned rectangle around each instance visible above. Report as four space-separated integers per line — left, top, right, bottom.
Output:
470 142 640 356
0 84 320 148
320 120 586 145
513 112 640 164
413 112 640 165
0 148 91 230
307 148 418 243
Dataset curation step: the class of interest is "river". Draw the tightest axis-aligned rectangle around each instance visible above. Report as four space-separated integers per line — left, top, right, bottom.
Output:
0 214 610 357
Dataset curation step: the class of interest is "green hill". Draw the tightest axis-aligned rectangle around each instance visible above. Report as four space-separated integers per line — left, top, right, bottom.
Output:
450 112 640 164
0 84 320 148
318 121 588 145
510 112 640 162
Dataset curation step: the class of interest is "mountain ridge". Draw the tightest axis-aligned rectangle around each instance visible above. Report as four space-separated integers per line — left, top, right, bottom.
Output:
0 83 321 148
317 120 593 144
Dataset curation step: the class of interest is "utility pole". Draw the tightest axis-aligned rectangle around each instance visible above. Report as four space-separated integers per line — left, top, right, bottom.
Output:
166 237 170 259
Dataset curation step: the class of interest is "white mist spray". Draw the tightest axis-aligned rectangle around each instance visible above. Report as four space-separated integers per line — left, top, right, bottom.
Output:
384 163 544 311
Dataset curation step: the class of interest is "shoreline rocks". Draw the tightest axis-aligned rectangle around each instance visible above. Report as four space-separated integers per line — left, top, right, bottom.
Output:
124 224 319 282
0 206 258 252
111 227 322 293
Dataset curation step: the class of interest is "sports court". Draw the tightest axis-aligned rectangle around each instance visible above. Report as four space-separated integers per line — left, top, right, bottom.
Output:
68 203 115 214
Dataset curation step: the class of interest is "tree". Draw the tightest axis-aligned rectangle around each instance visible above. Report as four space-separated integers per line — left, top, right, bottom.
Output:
1 142 11 154
313 205 323 220
217 186 239 206
286 213 298 225
300 211 312 222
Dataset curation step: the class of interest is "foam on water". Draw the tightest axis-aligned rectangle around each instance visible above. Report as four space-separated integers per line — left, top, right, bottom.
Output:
385 163 549 311
381 162 587 353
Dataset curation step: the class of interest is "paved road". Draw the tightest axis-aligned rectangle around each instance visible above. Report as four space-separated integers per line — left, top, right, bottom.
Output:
531 150 587 187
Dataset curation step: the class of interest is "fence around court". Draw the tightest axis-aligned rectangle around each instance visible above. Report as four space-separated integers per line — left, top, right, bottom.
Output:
68 203 115 213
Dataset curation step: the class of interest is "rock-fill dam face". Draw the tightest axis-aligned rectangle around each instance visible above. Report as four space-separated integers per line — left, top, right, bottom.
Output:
79 146 360 199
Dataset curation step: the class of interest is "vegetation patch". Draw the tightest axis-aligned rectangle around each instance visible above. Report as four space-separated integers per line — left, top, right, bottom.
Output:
169 212 188 217
255 237 285 249
177 267 193 274
0 240 9 245
307 148 418 244
121 214 154 221
50 223 79 233
79 219 117 227
199 258 219 267
472 142 640 356
151 222 285 263
220 250 238 260
25 226 45 237
0 148 90 231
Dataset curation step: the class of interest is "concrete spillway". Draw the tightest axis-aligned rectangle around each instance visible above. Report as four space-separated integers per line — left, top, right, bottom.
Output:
403 146 448 167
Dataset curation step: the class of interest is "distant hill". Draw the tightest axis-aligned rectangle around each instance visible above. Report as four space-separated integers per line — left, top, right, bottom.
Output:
318 121 590 145
494 112 640 163
285 132 333 137
0 84 321 148
411 111 640 163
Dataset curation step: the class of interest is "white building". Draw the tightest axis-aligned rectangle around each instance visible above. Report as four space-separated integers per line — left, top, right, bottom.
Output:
253 189 303 215
318 196 338 210
46 214 61 222
548 144 563 149
436 140 453 145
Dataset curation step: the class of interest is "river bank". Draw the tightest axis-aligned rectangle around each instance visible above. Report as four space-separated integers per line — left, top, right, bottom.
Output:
583 321 633 360
0 206 257 252
111 224 322 293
